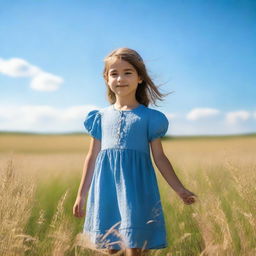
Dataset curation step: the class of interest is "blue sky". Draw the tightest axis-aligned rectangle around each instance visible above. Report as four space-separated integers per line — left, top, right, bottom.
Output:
0 0 255 135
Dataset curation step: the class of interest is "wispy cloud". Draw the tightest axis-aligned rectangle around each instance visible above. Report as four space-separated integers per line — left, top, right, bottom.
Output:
226 110 251 124
0 104 99 132
0 105 255 135
0 57 63 91
186 108 220 121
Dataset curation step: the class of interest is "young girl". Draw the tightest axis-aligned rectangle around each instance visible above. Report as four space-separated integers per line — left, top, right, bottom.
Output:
73 48 197 256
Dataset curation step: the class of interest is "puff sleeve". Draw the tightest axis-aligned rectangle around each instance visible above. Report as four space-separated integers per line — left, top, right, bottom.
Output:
148 111 169 142
84 110 102 140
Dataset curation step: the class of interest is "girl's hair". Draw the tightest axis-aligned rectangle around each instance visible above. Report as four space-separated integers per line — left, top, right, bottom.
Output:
103 47 172 107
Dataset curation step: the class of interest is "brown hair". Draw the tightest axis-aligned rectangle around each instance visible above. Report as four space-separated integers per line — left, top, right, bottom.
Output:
103 47 173 107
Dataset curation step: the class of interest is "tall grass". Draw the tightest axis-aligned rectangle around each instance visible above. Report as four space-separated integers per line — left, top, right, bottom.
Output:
0 159 35 255
0 134 255 255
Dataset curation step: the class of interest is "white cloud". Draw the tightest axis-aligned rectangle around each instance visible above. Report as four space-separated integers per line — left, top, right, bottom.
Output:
0 104 255 135
226 111 251 124
19 105 60 123
0 104 101 132
186 108 220 120
0 57 63 91
60 106 92 121
0 58 39 77
30 72 63 91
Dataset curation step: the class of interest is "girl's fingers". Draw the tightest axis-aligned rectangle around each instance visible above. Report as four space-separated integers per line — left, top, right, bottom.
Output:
72 202 85 218
76 204 84 218
73 204 81 217
183 195 196 204
73 207 77 216
177 189 198 204
188 195 197 200
72 205 76 215
185 192 197 199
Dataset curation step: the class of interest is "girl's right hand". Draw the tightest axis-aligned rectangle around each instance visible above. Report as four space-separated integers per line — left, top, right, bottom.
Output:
73 196 85 218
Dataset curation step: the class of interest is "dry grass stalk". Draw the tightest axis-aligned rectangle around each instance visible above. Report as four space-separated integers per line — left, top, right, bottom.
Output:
0 158 36 255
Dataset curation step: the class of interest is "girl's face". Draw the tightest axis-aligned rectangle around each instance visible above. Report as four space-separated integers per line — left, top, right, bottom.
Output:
105 58 142 98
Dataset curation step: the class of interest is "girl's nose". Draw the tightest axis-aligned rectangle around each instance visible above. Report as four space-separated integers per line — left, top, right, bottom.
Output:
117 75 123 82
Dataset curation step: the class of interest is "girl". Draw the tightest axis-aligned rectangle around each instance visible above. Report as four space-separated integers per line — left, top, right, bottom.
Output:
73 48 197 256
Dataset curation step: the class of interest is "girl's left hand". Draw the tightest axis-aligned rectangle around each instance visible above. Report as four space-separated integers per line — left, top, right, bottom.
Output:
176 187 197 205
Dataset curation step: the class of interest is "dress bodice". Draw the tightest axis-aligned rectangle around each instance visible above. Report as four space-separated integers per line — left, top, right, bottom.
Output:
84 104 169 155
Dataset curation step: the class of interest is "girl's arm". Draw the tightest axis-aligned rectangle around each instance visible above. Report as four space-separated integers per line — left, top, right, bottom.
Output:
73 137 101 217
76 137 101 198
150 138 197 205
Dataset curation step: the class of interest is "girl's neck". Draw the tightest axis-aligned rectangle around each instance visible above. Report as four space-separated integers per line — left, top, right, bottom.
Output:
114 97 140 110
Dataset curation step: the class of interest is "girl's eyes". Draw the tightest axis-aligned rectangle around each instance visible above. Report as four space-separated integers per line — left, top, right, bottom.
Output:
110 72 132 76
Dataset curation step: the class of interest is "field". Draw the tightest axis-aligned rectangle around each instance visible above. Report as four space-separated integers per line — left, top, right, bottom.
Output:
0 133 255 256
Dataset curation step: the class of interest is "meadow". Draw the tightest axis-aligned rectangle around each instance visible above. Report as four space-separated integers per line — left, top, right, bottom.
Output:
0 132 255 256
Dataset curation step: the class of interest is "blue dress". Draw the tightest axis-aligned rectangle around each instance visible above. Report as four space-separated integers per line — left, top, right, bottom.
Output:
83 104 169 250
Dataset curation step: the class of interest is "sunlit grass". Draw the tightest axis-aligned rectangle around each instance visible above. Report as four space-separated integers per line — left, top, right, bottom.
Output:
0 133 255 255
